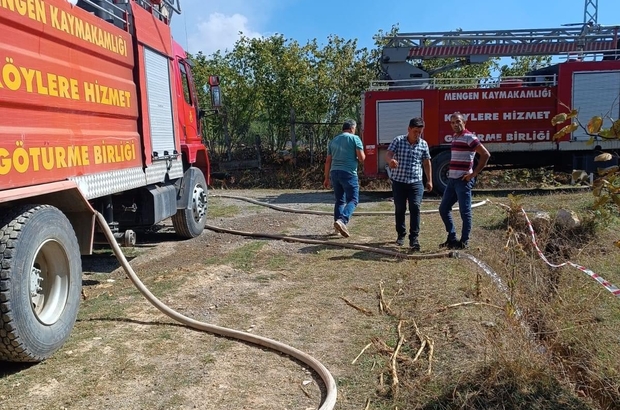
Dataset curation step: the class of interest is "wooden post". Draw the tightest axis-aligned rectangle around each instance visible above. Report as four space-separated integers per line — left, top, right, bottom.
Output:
309 125 314 166
254 134 262 170
290 108 297 167
223 113 232 161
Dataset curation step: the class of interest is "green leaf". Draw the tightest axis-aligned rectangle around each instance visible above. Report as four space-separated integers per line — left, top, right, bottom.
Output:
599 128 615 139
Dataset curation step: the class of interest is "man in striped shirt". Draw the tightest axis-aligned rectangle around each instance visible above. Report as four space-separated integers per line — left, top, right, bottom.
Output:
439 112 490 249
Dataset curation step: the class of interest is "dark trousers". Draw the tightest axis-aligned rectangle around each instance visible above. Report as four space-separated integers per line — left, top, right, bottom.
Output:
391 180 424 240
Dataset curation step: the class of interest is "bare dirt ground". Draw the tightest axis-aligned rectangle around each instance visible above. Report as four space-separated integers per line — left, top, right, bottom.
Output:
1 188 619 410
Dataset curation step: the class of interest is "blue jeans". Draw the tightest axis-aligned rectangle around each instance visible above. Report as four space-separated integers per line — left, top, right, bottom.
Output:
330 170 359 224
439 177 475 243
391 180 423 240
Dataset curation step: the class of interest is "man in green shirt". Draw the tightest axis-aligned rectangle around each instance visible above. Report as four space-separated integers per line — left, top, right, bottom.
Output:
323 119 366 237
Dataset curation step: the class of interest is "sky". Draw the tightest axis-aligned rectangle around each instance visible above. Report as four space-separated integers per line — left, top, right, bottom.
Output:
170 0 620 57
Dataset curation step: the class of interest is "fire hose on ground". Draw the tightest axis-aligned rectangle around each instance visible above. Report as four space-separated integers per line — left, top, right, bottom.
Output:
95 194 523 410
95 212 338 410
205 195 534 339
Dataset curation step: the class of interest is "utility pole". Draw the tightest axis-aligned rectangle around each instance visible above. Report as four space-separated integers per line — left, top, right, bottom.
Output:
584 0 598 24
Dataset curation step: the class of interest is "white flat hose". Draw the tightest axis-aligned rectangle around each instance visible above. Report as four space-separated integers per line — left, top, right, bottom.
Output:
95 212 337 410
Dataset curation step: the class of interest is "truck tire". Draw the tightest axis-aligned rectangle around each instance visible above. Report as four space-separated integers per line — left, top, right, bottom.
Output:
172 168 208 238
432 150 451 195
0 205 82 362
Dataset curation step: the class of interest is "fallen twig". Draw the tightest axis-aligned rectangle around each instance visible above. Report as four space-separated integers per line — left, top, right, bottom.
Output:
378 282 397 316
371 338 416 365
390 320 406 394
378 282 385 314
410 318 430 364
411 339 427 362
340 296 373 316
386 288 402 311
437 301 503 312
427 337 435 375
363 398 371 410
352 343 373 364
412 318 424 343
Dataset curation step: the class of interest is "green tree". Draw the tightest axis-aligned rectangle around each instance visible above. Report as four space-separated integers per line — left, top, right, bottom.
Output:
190 33 375 157
495 55 553 77
189 25 555 163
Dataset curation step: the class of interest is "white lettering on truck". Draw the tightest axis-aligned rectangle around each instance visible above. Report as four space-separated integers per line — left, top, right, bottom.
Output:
443 113 498 122
502 111 551 120
444 91 480 100
482 88 552 99
444 88 552 101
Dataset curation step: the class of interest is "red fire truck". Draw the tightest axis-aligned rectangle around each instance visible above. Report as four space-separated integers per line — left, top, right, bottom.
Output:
0 0 219 362
361 24 620 193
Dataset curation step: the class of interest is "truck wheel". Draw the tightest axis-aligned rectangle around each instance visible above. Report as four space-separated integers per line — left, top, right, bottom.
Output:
0 205 82 362
432 150 451 195
172 168 208 238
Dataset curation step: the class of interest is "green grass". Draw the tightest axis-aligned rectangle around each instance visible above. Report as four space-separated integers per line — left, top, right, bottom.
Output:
2 189 619 410
78 291 128 319
207 203 241 218
204 240 266 271
266 254 288 270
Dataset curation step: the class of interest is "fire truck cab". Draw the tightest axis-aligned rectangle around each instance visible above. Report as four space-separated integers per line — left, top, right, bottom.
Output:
362 25 620 193
0 0 219 362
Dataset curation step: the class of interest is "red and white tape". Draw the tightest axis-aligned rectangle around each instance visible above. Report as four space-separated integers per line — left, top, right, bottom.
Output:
520 208 620 298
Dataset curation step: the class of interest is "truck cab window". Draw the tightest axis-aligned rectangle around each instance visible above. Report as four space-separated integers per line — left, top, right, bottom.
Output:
179 62 193 105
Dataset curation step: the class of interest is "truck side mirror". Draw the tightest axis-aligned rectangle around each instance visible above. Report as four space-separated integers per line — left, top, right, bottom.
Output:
207 76 222 108
210 85 221 108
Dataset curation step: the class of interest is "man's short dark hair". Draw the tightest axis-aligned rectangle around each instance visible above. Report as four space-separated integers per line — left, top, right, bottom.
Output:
343 119 357 131
409 117 424 128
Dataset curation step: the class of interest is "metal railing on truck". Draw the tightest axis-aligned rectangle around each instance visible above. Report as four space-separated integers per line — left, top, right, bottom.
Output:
77 0 181 30
368 74 559 91
371 48 620 91
559 48 620 61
